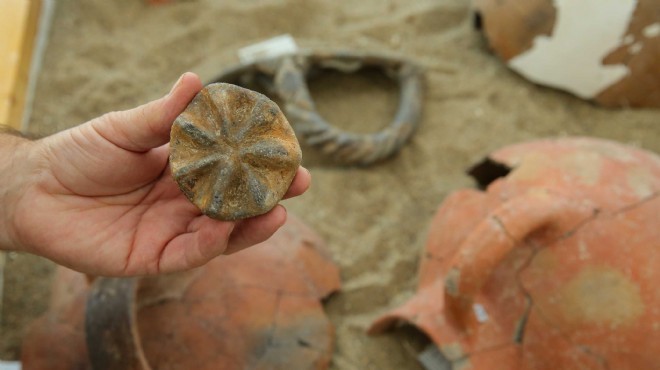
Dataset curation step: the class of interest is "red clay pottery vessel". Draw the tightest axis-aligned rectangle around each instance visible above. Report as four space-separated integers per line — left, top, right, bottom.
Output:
370 138 660 369
22 215 340 370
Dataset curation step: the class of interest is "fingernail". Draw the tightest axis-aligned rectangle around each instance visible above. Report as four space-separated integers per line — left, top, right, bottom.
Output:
303 167 311 186
168 73 186 96
278 205 288 225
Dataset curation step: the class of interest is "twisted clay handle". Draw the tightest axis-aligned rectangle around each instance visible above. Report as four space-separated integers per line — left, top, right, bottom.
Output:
273 53 424 165
443 189 596 326
211 50 425 165
85 277 150 370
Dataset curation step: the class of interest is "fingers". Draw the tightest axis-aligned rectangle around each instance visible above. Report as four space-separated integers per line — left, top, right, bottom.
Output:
283 167 311 199
158 206 287 272
157 166 307 273
157 216 235 273
92 72 203 152
225 205 288 254
157 205 288 272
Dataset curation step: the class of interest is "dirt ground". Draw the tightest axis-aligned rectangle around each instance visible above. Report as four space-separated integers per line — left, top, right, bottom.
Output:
1 0 659 368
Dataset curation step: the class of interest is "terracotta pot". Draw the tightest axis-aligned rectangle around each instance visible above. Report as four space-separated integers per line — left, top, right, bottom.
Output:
370 138 660 369
473 0 660 108
22 215 340 370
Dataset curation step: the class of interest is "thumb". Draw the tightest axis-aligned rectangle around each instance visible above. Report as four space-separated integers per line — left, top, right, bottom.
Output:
92 72 203 152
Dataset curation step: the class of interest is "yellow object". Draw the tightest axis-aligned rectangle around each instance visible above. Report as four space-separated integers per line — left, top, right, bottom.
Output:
0 0 42 130
0 251 5 323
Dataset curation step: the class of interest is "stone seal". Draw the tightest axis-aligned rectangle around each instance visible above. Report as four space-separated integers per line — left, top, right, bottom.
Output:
170 83 302 221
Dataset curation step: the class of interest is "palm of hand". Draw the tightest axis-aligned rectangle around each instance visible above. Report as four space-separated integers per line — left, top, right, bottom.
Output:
15 123 233 275
9 73 307 276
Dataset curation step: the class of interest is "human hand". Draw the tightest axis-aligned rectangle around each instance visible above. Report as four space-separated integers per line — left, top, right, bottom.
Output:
1 72 310 276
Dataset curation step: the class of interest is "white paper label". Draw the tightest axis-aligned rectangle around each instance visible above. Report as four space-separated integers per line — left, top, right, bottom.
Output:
238 34 299 63
0 361 21 370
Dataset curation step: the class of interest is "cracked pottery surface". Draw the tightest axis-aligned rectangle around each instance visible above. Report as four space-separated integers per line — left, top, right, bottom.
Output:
170 82 302 221
370 137 660 370
473 0 660 108
20 215 339 370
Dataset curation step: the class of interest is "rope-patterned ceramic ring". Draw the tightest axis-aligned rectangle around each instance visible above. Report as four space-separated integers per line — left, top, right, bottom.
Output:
211 50 425 165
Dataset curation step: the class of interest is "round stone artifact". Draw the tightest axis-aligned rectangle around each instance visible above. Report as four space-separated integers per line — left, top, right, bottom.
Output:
170 83 302 221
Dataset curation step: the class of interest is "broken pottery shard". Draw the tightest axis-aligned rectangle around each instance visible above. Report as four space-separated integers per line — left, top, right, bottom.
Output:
370 138 660 369
170 82 302 221
473 0 660 108
20 215 340 370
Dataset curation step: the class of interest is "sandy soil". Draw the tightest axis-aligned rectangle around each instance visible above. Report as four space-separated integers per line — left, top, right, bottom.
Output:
2 0 659 368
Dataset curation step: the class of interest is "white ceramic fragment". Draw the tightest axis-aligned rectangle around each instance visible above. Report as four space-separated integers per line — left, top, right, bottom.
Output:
508 0 637 99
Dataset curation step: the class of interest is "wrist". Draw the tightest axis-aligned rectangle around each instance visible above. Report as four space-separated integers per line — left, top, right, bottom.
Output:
0 132 39 251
